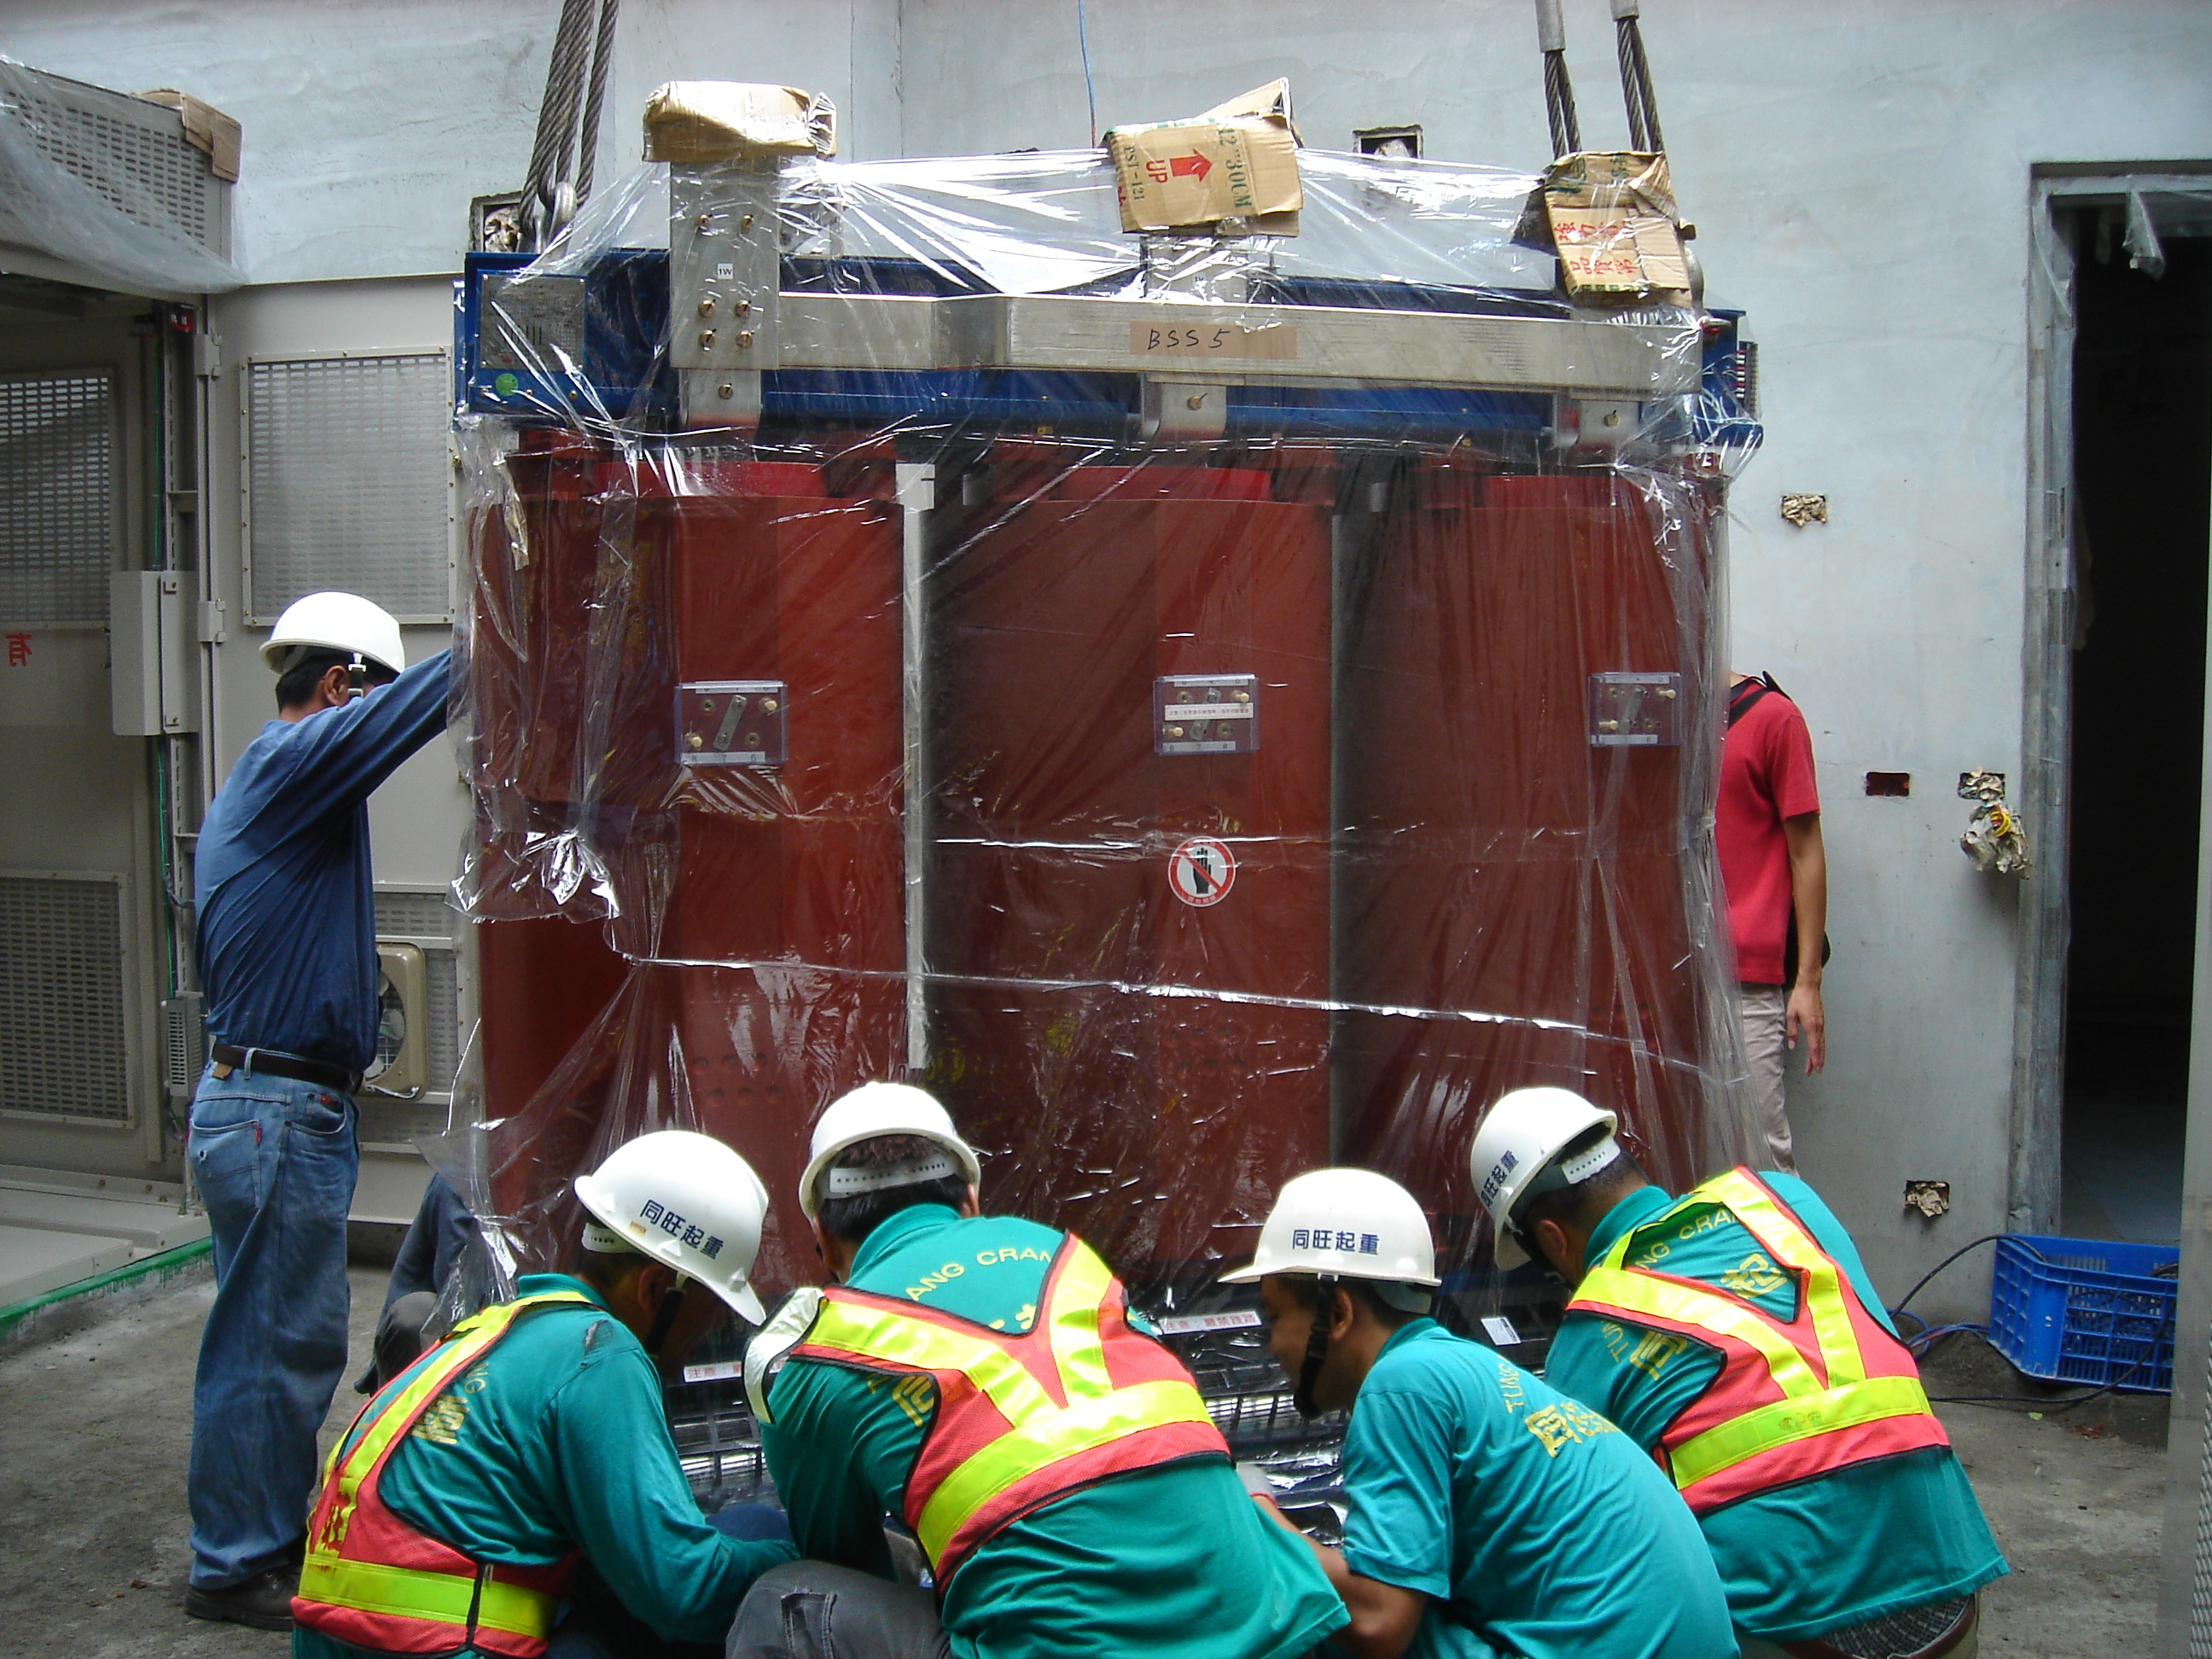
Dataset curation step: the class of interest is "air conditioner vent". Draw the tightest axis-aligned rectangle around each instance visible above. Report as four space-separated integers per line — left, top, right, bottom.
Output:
245 352 453 626
0 370 115 624
0 871 130 1122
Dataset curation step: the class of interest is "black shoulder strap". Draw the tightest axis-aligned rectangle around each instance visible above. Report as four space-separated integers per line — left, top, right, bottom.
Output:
1726 678 1770 729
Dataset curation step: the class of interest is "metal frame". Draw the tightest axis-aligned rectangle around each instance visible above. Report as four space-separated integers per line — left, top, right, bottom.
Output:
2024 168 2212 1659
663 162 1698 433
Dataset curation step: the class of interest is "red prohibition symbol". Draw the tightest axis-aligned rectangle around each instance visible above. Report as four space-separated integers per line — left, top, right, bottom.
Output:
1167 836 1237 908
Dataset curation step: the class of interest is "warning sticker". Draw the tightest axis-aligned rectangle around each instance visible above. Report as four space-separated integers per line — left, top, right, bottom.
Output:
1168 836 1237 908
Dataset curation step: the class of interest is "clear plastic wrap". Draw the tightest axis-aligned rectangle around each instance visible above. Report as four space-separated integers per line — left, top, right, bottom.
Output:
443 135 1762 1341
0 57 243 297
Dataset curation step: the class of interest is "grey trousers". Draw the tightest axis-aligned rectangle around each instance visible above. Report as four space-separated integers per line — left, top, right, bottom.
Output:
728 1562 952 1659
1738 983 1796 1171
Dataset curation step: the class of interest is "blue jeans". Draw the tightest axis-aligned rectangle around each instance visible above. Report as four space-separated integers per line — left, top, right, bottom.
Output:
186 1066 358 1587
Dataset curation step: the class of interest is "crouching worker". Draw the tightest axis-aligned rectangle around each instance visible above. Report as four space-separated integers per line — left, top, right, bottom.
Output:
1226 1168 1738 1659
736 1083 1347 1659
1468 1088 2005 1659
292 1131 797 1659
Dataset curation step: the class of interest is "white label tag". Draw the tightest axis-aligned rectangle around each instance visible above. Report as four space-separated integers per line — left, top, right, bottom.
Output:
1155 1310 1262 1336
682 1359 743 1383
1480 1315 1522 1347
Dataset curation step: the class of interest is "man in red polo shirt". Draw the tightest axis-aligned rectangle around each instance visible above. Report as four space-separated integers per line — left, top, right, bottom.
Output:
1718 672 1826 1168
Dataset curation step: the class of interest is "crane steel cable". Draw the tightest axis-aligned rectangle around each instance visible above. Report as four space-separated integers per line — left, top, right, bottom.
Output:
575 0 620 206
1534 0 1583 158
1611 0 1665 153
520 0 597 249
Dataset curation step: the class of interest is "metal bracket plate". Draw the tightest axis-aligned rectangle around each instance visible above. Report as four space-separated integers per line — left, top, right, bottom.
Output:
678 679 789 765
1156 674 1259 755
1587 672 1682 747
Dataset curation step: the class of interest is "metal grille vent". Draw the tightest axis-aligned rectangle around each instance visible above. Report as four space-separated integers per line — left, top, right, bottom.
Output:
14 82 211 247
161 992 205 1095
246 353 452 624
0 371 114 623
0 873 130 1122
375 889 460 1095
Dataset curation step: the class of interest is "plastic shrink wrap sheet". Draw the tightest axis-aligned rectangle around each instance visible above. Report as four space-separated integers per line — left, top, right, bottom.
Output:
439 119 1764 1336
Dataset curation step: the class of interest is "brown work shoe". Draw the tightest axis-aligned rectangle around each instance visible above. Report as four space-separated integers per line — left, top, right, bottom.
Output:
183 1566 296 1631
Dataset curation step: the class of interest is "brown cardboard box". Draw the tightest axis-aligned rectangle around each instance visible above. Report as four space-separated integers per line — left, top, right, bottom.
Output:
642 82 836 164
1104 79 1301 236
135 89 241 183
1539 152 1691 304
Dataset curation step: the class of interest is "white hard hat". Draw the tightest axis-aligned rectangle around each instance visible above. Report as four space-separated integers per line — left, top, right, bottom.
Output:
260 591 406 676
798 1081 982 1220
1466 1086 1621 1268
573 1129 770 1322
1221 1168 1440 1288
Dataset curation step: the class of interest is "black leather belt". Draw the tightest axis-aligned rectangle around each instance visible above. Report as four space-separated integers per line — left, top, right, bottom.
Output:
210 1043 363 1095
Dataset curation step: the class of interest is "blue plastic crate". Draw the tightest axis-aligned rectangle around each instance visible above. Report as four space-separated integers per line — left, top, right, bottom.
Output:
1987 1233 2178 1394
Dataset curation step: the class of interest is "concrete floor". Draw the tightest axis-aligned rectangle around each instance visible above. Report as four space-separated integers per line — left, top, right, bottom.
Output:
0 1270 2174 1658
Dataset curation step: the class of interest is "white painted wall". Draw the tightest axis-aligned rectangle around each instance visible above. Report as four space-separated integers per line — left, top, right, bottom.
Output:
9 0 2212 1318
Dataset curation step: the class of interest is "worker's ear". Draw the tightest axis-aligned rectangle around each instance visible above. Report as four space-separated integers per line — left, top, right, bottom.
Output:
957 1182 981 1220
1330 1284 1359 1342
1531 1216 1580 1282
317 661 354 708
632 1258 679 1307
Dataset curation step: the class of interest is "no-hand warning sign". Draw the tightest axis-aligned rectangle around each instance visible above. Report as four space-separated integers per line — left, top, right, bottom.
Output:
1167 836 1237 907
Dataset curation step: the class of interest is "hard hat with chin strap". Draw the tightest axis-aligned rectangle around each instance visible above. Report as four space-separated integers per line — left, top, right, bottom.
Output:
1466 1086 1621 1268
573 1129 770 1323
261 591 406 678
1223 1167 1440 1289
1226 1168 1438 1421
799 1081 982 1220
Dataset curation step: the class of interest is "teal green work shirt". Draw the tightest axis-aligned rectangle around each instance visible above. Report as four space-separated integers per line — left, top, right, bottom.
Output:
759 1205 1347 1659
1336 1318 1735 1659
1543 1175 2007 1644
294 1273 794 1659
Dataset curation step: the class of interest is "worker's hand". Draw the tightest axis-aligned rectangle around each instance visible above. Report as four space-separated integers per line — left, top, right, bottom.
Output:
1786 979 1825 1074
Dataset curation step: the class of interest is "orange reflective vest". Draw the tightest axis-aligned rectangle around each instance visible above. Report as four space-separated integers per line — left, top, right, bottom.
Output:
789 1233 1228 1582
292 1290 591 1656
1565 1168 1948 1515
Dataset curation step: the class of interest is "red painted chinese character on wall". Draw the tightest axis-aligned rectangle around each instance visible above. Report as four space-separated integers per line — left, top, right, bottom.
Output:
4 633 28 668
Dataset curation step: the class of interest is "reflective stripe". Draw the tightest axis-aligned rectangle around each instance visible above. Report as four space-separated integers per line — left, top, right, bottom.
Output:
804 1302 1058 1423
313 1293 592 1557
1575 1265 1824 1393
1575 1171 1939 1500
915 1377 1216 1564
796 1237 1225 1575
297 1556 557 1641
1668 1374 1935 1491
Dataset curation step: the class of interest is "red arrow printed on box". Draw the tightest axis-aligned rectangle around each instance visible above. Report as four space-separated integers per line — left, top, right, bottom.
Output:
1169 152 1212 179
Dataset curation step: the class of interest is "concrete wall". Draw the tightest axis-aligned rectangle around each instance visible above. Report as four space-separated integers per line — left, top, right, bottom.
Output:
6 0 2212 1318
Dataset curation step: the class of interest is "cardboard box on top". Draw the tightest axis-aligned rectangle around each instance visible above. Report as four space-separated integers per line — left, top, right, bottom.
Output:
1104 79 1302 236
135 89 241 182
1539 151 1692 305
643 82 837 165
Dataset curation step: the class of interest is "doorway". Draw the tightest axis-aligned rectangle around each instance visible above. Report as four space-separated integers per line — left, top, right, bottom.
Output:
2061 227 2212 1243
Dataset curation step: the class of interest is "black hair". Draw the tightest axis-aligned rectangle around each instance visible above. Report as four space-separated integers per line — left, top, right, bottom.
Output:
275 646 399 710
1277 1273 1425 1331
1513 1124 1645 1241
574 1240 649 1295
816 1132 970 1247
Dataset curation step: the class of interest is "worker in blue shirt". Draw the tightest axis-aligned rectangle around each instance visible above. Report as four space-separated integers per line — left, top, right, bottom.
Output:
292 1130 798 1659
1467 1088 2004 1659
185 592 455 1630
1226 1168 1738 1659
